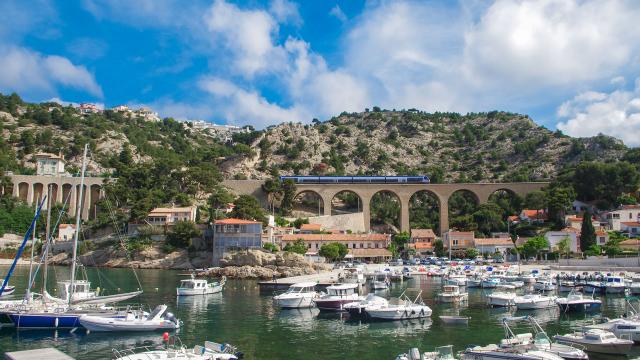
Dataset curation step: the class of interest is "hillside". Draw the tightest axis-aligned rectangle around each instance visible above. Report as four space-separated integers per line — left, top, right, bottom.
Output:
223 110 627 183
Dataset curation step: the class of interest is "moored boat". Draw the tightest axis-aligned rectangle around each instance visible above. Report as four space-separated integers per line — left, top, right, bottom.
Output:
272 282 317 309
556 291 601 313
553 329 633 355
438 285 468 303
79 304 179 332
514 294 557 310
365 291 431 321
343 293 388 319
314 283 360 311
176 274 226 296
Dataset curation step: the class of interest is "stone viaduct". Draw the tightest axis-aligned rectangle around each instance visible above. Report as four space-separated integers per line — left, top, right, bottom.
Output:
222 180 548 235
6 174 106 220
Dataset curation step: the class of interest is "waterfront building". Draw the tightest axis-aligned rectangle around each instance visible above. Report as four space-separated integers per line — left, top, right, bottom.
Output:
604 205 640 231
564 215 601 230
146 206 198 226
474 237 514 257
58 224 76 242
280 233 391 262
621 221 640 237
545 228 579 252
620 239 640 251
213 218 263 266
408 228 436 254
442 231 474 256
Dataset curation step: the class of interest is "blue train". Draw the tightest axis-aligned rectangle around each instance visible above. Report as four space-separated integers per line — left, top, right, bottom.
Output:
279 175 430 184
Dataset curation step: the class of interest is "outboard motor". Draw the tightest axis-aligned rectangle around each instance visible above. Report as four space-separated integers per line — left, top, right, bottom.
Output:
165 312 178 324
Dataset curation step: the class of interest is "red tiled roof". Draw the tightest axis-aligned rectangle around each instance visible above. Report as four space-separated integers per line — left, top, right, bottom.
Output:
521 209 547 219
411 229 436 238
215 218 261 225
281 233 389 242
300 223 322 231
561 227 580 233
621 222 640 227
150 206 196 214
507 215 519 222
621 205 640 210
474 238 514 246
595 230 608 236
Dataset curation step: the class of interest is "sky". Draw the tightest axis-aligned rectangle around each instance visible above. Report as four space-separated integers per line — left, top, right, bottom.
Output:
2 1 640 145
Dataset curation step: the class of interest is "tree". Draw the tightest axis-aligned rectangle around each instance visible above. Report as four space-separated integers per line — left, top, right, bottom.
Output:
521 236 549 259
580 210 596 253
230 195 266 223
545 185 576 228
319 243 348 261
434 239 445 257
465 248 479 259
279 179 296 216
283 239 307 255
524 190 546 221
263 243 278 252
393 231 410 248
119 144 133 165
572 162 640 208
208 186 235 220
472 203 505 236
584 244 602 256
557 236 570 259
387 243 399 258
166 221 201 248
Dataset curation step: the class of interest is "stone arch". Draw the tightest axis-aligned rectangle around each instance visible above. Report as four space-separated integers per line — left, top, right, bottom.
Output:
409 190 441 234
331 190 363 216
33 183 45 205
90 184 102 219
49 183 59 206
448 189 480 230
369 190 402 233
18 182 29 202
62 184 73 205
291 190 324 218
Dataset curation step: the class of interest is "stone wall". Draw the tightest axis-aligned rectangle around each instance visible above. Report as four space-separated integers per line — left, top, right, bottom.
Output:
307 212 366 233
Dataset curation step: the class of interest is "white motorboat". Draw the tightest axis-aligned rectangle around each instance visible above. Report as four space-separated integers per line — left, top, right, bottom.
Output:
514 294 557 310
79 304 180 332
553 329 633 355
584 281 604 294
314 283 360 311
0 285 15 297
466 277 484 288
499 316 588 360
604 276 626 294
113 338 242 360
487 285 517 307
506 281 525 289
482 277 501 289
558 281 578 293
629 282 640 295
397 345 456 360
461 344 564 360
438 285 468 303
517 273 537 284
365 291 432 320
556 291 601 313
371 273 390 290
272 282 317 309
533 278 555 292
445 274 467 287
343 293 388 319
587 317 640 342
176 274 226 296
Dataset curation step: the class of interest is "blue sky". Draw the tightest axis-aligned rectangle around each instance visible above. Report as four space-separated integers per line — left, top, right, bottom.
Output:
2 1 640 145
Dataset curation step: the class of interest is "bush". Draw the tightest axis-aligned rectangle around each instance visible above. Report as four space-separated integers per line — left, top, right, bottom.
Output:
127 236 153 253
263 243 278 252
283 239 307 255
166 221 201 248
319 243 348 261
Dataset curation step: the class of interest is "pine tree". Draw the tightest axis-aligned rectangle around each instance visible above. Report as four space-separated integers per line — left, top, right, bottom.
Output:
580 210 596 252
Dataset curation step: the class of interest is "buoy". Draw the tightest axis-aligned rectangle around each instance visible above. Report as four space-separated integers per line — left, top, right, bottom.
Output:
163 332 169 343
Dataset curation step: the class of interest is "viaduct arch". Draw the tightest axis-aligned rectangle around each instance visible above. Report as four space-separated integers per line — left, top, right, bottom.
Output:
6 174 105 220
222 180 548 235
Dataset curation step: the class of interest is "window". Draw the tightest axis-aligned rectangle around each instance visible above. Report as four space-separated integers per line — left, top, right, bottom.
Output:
360 243 364 248
613 214 620 219
368 243 372 248
630 213 633 219
315 243 318 249
375 243 379 248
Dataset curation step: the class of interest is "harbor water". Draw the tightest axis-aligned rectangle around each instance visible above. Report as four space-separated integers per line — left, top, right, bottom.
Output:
1 265 639 359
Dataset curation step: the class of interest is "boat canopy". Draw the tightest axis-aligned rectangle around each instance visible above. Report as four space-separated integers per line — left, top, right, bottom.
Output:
291 282 317 288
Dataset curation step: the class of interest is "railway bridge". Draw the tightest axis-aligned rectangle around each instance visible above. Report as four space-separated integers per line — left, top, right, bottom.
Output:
222 180 548 234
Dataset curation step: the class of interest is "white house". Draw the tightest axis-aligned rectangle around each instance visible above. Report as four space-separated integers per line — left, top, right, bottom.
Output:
146 206 197 226
545 227 579 252
621 221 640 237
564 215 600 230
605 205 640 231
35 153 67 176
78 103 101 115
58 224 76 242
474 238 514 257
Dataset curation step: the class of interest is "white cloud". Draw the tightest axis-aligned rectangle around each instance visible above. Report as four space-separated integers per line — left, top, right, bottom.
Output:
0 46 102 98
329 5 347 23
269 0 302 26
463 0 640 87
557 79 640 146
204 0 285 77
198 77 310 128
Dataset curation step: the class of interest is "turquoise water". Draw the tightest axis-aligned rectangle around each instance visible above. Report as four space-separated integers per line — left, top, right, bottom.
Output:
1 265 639 359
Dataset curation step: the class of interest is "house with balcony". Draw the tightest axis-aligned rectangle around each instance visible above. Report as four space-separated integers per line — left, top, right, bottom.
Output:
146 206 197 226
281 233 391 262
442 230 474 256
605 205 640 231
212 218 263 265
408 228 437 255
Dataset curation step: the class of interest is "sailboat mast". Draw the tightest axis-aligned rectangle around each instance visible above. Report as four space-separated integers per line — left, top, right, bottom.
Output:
69 144 88 304
42 184 53 298
26 205 38 302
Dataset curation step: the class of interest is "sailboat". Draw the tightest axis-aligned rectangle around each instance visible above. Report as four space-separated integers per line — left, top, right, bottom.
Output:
2 145 142 329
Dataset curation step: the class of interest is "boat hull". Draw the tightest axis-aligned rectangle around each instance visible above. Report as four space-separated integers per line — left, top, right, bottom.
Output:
79 317 178 332
0 286 15 297
557 301 601 313
604 285 626 294
7 313 82 329
554 337 632 355
273 296 315 309
176 285 223 296
515 298 556 310
314 299 356 311
487 294 515 307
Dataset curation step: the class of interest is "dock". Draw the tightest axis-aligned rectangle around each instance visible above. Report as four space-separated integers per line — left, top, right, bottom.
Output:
258 269 343 291
5 348 74 360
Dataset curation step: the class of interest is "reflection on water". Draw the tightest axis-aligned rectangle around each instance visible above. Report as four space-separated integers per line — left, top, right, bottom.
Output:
2 266 640 360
